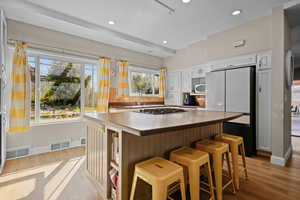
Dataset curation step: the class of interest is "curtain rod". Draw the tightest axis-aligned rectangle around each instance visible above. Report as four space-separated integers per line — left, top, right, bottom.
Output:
7 38 162 69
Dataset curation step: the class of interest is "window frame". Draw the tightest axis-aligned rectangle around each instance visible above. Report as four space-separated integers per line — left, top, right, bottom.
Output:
128 66 160 97
28 51 98 125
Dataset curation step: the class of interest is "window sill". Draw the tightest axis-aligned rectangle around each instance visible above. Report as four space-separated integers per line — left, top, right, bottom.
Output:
30 118 83 127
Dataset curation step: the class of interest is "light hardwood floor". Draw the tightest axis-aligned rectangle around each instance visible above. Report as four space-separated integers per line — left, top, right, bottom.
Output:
1 138 300 200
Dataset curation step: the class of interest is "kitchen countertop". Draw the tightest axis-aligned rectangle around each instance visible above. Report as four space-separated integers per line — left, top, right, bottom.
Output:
84 110 242 136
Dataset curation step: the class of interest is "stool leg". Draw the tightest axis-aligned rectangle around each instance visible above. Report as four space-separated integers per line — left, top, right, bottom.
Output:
212 152 223 200
240 142 248 179
188 165 199 200
225 151 236 194
129 172 138 200
206 162 215 200
179 171 187 200
231 143 240 190
152 183 167 200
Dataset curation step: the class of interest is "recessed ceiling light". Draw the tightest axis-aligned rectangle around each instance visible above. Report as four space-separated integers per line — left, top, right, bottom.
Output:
108 20 115 25
232 10 242 16
182 0 191 3
163 40 168 44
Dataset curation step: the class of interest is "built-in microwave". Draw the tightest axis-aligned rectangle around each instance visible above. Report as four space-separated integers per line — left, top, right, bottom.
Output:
194 84 206 93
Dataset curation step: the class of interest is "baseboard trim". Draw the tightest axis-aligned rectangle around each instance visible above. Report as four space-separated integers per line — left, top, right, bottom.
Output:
271 146 292 167
271 155 286 166
285 146 292 162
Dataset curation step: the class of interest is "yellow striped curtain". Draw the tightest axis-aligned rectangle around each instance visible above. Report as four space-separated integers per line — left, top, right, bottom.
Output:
117 61 129 98
159 68 167 98
9 43 31 132
96 58 111 113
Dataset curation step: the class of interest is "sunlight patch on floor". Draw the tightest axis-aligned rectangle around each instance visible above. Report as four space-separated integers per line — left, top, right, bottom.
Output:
44 157 85 200
0 161 62 184
0 178 36 199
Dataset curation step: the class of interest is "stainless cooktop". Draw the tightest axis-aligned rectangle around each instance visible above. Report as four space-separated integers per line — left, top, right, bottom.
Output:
135 108 186 115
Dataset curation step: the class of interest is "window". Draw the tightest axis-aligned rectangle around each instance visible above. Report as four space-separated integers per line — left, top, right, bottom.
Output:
39 58 81 121
29 54 98 123
129 67 160 96
84 65 98 112
28 56 36 121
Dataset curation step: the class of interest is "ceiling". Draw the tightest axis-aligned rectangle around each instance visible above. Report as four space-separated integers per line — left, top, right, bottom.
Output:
0 0 291 57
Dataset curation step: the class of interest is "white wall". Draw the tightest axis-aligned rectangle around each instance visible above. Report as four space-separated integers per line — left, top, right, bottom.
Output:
5 19 163 153
7 121 84 151
164 15 272 69
7 19 163 69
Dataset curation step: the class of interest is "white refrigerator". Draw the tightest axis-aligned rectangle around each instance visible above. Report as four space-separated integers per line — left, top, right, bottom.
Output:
206 67 252 113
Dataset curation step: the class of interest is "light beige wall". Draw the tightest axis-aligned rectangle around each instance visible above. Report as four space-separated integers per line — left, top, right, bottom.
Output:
271 7 286 158
271 7 292 159
7 19 163 69
164 16 272 69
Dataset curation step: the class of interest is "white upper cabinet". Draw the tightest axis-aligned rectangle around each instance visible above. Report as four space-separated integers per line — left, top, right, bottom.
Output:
208 54 257 70
191 65 210 78
181 70 192 93
257 51 272 70
166 71 181 92
165 71 182 105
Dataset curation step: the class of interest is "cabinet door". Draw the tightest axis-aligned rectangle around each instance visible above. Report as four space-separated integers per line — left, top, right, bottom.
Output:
165 91 180 105
181 71 191 93
167 71 181 92
257 70 272 151
166 72 181 105
191 66 210 78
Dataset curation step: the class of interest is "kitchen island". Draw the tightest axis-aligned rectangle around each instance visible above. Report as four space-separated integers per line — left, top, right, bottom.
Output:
84 108 242 200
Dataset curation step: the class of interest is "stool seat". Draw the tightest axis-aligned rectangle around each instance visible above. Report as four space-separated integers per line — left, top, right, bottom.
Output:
196 139 229 153
171 146 209 165
215 134 243 145
135 157 182 181
130 157 186 200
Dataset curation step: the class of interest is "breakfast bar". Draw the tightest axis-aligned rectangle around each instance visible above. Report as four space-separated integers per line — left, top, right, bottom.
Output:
84 108 242 200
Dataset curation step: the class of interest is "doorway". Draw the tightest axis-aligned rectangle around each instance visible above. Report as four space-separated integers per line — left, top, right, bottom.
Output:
292 82 300 152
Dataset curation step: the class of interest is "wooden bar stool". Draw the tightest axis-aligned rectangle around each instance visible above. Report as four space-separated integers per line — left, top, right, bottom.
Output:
129 157 186 200
215 133 248 190
196 139 236 200
170 147 215 200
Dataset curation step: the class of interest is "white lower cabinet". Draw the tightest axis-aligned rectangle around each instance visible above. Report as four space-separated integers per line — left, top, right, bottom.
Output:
256 69 272 151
